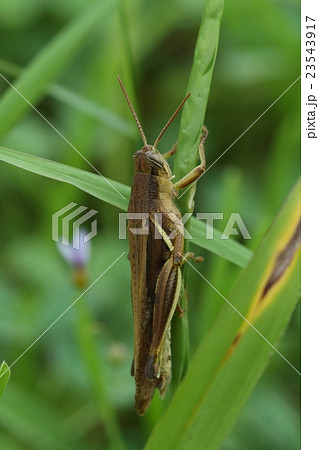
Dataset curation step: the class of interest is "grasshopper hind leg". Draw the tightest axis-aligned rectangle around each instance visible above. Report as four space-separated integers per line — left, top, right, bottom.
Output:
157 326 172 397
146 258 181 381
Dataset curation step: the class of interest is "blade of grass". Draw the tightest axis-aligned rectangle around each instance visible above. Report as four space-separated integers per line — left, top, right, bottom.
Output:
172 0 224 388
50 85 135 137
196 167 243 341
0 383 85 450
145 179 300 450
0 58 135 137
0 0 119 138
173 0 224 195
75 302 126 450
0 146 129 209
0 432 25 450
189 218 251 268
0 361 10 399
0 146 252 267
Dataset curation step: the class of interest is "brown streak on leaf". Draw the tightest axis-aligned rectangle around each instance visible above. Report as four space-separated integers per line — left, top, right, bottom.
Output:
261 219 301 300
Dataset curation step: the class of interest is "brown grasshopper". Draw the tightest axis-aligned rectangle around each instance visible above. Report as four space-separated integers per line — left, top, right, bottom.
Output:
118 76 207 415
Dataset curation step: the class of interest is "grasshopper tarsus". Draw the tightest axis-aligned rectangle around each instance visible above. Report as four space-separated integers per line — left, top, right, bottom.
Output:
201 124 209 141
177 251 204 265
183 252 204 264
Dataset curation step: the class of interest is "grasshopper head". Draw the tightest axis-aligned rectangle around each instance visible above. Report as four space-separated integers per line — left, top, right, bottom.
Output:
117 75 191 179
133 145 172 178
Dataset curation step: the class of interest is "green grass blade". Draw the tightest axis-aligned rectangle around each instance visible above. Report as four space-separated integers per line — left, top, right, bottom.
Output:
75 303 126 450
173 0 224 203
0 0 118 138
171 0 224 388
145 179 300 450
0 361 10 399
0 58 135 137
0 383 85 450
0 146 129 209
0 146 251 267
196 167 244 340
49 85 135 137
189 218 251 268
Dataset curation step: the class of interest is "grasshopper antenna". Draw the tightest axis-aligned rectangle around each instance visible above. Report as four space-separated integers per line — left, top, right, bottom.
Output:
153 92 191 149
117 75 148 147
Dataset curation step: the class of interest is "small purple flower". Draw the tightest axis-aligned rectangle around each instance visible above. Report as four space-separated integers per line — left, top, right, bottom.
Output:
57 229 91 268
57 230 91 288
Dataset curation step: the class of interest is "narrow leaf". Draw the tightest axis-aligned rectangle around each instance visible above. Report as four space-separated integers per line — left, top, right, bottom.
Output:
0 58 135 136
0 384 84 450
0 0 118 138
171 0 224 388
146 179 300 450
0 146 129 210
174 0 224 206
0 146 252 267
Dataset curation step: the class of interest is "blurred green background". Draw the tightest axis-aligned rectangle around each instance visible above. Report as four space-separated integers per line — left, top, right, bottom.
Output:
0 0 300 449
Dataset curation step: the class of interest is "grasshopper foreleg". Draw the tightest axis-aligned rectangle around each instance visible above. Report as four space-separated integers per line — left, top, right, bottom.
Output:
174 126 208 190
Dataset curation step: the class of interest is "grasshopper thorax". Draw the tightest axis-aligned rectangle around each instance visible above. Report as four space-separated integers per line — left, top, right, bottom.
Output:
133 145 172 179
